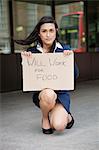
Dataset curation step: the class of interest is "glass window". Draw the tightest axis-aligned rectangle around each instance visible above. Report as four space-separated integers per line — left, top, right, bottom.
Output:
13 1 51 52
0 0 11 54
88 1 99 52
55 1 86 53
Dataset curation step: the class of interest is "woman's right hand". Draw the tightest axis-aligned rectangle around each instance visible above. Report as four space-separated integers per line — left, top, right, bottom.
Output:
21 51 32 58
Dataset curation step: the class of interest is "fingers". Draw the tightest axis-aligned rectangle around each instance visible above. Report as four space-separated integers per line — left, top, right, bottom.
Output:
21 51 32 58
63 50 73 56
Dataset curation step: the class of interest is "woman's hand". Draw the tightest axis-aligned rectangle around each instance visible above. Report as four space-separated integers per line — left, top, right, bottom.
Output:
21 51 32 65
63 50 73 56
21 51 32 58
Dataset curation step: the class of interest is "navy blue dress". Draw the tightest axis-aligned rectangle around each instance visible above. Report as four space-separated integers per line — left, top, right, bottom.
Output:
27 43 79 113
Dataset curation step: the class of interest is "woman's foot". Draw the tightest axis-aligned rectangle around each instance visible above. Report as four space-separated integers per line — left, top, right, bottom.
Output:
66 113 74 129
42 118 53 134
42 128 53 134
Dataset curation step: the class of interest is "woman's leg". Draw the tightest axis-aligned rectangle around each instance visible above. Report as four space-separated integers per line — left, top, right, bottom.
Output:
50 103 72 131
39 88 57 129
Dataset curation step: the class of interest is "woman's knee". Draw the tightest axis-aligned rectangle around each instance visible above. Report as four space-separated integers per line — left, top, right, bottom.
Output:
39 88 57 106
52 119 66 131
50 104 69 131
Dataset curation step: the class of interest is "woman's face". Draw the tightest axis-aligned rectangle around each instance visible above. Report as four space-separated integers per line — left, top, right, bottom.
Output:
39 23 57 47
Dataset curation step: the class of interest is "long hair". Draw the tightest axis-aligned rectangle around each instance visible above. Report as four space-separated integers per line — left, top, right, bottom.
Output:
15 16 59 47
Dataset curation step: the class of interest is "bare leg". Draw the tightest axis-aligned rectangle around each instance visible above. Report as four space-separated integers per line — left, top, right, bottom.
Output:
39 89 57 129
50 103 70 131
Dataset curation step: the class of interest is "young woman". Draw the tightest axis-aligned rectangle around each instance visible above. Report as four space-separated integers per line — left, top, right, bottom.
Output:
15 16 79 134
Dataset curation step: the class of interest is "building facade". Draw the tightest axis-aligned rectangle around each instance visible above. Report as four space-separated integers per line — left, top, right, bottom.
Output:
0 0 99 92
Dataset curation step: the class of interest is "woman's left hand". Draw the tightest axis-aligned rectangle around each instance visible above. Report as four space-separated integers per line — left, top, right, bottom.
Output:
63 50 73 56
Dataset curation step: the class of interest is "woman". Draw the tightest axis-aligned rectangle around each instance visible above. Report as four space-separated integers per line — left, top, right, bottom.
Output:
15 16 79 134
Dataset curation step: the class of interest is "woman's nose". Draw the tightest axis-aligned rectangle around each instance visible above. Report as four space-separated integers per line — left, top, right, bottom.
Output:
46 32 50 37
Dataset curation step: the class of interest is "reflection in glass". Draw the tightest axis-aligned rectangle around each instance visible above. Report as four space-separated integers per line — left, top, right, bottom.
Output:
14 1 51 52
56 2 86 53
0 0 10 54
59 12 85 52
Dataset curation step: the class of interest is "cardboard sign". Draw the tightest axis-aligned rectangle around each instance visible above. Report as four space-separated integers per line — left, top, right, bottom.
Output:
22 52 74 91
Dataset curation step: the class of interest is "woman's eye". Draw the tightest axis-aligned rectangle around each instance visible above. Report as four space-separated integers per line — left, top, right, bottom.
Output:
50 29 55 33
42 30 46 33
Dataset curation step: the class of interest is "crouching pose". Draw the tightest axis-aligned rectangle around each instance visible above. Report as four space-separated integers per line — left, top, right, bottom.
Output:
15 16 79 134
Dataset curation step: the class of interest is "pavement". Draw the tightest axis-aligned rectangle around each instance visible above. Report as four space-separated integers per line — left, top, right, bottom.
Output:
0 80 99 150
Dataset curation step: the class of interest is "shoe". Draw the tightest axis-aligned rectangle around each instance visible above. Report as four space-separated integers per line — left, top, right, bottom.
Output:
42 128 53 134
42 117 53 134
66 113 74 129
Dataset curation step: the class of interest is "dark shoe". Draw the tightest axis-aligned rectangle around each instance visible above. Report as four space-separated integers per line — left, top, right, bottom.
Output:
66 113 74 129
42 128 53 134
42 117 53 134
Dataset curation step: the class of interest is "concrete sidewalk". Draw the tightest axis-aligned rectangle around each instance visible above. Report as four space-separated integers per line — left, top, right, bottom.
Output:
0 80 99 150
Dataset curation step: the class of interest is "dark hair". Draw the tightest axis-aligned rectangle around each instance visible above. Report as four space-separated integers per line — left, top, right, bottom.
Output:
15 16 59 46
